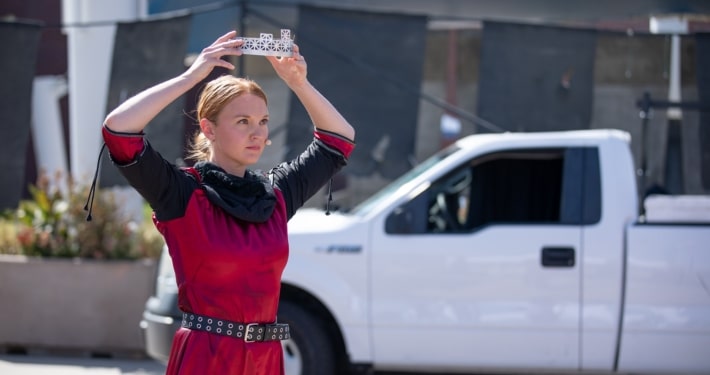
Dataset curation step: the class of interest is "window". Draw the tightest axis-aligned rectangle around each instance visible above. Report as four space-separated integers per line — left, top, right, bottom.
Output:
353 145 460 217
427 149 565 233
385 147 601 234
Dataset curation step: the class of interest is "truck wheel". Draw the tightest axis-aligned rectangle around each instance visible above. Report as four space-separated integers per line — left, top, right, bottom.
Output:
278 301 336 375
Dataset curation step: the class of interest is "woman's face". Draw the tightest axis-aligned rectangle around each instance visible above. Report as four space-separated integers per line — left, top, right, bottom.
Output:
203 93 269 176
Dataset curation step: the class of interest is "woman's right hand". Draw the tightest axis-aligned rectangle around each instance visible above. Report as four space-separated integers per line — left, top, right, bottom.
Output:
181 30 244 83
104 31 244 133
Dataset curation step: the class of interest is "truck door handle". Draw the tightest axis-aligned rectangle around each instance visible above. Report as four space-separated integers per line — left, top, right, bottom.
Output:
541 247 575 267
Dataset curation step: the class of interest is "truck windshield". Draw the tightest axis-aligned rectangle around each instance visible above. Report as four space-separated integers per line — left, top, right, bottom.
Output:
351 144 461 216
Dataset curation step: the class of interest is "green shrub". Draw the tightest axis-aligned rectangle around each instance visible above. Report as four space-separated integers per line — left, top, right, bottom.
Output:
0 172 163 260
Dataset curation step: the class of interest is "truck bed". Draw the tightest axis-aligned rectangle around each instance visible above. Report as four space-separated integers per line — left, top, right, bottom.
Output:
619 224 710 374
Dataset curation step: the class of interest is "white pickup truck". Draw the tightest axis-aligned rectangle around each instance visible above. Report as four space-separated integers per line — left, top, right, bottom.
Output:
141 129 710 375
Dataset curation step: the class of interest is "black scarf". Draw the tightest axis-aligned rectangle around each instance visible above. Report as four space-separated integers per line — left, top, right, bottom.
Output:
193 162 276 223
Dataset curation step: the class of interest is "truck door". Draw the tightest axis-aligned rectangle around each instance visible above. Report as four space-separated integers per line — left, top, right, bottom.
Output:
371 147 593 371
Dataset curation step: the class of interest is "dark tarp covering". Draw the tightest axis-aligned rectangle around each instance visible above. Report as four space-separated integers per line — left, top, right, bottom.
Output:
286 5 427 179
477 21 597 133
101 16 191 187
697 33 710 190
0 22 41 210
146 0 241 54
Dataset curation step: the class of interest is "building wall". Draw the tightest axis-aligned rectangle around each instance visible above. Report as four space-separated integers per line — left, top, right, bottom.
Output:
1 1 708 210
328 25 708 210
1 0 68 197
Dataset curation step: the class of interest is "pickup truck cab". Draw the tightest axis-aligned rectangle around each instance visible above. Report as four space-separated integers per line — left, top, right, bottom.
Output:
141 129 710 374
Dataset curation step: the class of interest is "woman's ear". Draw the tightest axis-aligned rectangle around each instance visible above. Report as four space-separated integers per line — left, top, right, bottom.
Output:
199 118 215 141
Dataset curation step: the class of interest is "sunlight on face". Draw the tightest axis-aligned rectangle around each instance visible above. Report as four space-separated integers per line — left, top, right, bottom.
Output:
210 93 270 176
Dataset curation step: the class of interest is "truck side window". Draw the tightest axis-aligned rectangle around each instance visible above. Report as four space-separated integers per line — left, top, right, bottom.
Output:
427 167 473 232
427 149 566 233
385 147 601 234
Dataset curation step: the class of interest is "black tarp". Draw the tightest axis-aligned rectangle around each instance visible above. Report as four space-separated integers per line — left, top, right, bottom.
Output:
286 5 427 179
477 21 597 133
101 16 191 186
0 22 41 210
697 33 710 190
146 0 240 54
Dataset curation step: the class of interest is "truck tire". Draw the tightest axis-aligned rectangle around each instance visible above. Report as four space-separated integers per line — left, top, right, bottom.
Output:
278 300 336 375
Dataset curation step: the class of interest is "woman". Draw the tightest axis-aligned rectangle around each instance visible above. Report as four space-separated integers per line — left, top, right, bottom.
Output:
100 31 355 374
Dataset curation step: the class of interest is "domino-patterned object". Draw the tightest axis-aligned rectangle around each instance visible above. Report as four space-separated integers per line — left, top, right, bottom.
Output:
240 29 293 57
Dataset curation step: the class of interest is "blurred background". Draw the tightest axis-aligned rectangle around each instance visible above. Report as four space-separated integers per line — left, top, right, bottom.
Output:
1 0 710 366
2 0 710 214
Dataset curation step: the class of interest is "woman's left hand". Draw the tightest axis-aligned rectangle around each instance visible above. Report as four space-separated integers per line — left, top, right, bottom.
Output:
266 44 307 88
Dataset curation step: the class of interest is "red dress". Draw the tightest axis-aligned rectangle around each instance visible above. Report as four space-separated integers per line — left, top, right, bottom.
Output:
102 126 354 374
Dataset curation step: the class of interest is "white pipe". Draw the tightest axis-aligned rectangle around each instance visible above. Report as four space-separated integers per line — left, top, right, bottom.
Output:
649 15 687 120
667 34 682 120
31 76 69 193
61 0 144 183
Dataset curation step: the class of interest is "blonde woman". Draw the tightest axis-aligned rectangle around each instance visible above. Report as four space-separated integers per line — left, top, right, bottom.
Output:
99 31 355 374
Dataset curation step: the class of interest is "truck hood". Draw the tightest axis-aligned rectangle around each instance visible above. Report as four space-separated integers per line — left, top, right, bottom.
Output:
287 208 357 235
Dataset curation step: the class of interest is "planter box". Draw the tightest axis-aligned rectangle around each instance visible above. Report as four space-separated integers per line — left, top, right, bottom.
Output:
0 255 157 355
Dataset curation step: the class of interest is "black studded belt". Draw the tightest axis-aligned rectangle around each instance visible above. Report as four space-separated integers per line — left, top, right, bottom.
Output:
181 312 290 342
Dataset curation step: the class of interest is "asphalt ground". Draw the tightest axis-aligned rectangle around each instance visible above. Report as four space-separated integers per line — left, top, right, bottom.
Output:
5 353 676 375
0 353 573 375
0 354 166 375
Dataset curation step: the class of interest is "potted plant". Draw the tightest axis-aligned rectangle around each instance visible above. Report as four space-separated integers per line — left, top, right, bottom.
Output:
0 172 164 356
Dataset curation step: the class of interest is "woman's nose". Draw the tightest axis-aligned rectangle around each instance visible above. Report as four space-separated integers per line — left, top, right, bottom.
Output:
254 126 268 139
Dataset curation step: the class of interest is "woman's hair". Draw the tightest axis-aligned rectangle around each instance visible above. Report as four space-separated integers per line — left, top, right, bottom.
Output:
186 75 268 162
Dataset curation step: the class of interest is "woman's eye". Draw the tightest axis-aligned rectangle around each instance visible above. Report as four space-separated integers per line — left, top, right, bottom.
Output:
260 119 269 126
237 119 249 125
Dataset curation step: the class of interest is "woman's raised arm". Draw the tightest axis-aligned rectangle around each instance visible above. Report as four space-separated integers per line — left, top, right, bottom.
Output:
266 44 355 141
104 31 244 133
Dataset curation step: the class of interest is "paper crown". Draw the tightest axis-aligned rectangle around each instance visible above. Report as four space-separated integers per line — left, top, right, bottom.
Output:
240 29 294 57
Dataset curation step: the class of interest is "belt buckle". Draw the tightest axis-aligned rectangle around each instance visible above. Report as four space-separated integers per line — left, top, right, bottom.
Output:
244 323 258 343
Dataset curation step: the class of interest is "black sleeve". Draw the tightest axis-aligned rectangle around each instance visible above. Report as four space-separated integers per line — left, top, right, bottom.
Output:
108 141 197 221
269 138 348 220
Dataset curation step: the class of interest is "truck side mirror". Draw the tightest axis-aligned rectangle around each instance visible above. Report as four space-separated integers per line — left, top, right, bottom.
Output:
385 193 428 234
385 206 414 234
